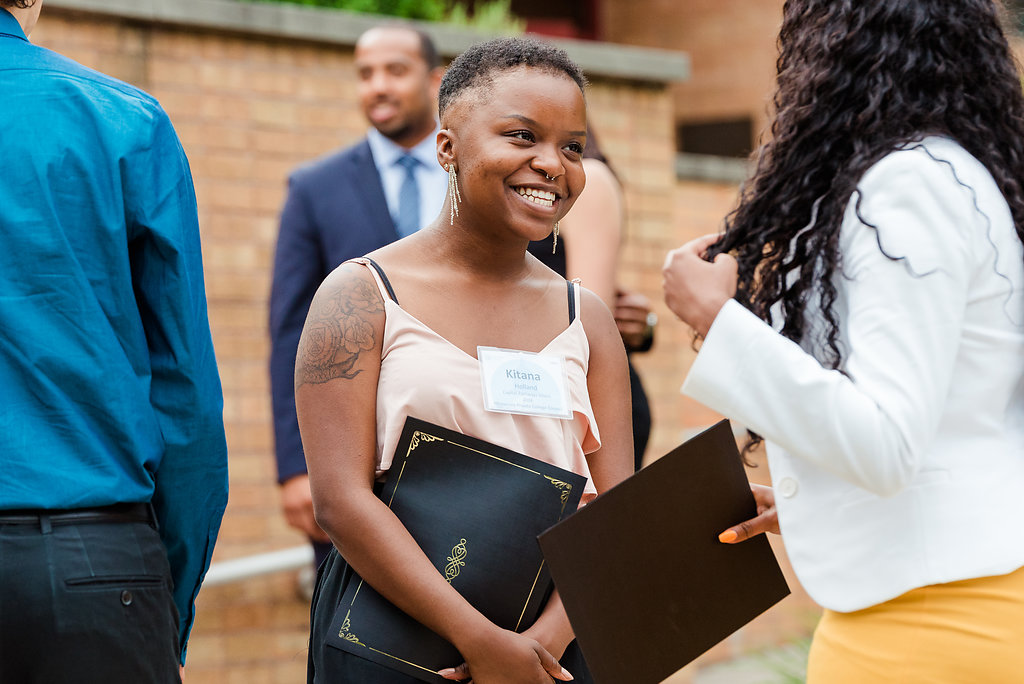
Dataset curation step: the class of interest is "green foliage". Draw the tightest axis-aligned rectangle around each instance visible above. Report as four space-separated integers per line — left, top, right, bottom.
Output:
756 637 811 684
1006 0 1024 35
235 0 525 32
238 0 445 19
445 0 525 34
750 612 818 684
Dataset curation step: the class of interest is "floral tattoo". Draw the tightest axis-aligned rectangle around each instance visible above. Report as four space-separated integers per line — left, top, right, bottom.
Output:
295 275 384 386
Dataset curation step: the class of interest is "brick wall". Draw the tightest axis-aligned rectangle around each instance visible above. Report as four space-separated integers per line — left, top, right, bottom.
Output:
31 7 813 682
600 0 784 148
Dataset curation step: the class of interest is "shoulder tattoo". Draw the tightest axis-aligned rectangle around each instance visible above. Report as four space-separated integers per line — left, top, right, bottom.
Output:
295 274 384 386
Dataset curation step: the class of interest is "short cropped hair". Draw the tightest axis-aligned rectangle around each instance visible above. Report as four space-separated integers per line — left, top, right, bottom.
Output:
438 37 586 118
415 28 440 70
367 23 440 70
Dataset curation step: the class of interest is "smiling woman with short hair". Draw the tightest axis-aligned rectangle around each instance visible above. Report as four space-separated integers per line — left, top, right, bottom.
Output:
297 37 633 684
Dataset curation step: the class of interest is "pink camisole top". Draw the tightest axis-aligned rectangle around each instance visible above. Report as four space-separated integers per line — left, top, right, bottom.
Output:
353 258 601 501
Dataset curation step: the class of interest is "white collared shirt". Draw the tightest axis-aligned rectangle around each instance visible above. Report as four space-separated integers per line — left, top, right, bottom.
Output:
366 125 448 234
683 137 1024 612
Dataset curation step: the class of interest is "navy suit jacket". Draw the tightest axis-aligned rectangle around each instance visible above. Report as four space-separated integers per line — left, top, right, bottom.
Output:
269 139 398 482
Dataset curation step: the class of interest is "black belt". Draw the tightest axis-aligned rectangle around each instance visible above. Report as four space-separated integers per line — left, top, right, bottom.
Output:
0 502 153 526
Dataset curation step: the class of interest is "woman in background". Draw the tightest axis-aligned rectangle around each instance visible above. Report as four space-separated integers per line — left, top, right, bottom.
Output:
529 127 654 470
663 0 1024 681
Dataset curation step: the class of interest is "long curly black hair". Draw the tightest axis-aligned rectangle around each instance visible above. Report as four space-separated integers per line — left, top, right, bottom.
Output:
709 0 1024 369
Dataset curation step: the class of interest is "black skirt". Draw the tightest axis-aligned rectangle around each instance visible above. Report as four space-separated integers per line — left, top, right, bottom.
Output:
307 548 594 684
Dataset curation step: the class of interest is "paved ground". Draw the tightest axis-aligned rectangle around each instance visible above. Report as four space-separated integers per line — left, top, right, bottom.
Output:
692 656 803 684
660 644 808 684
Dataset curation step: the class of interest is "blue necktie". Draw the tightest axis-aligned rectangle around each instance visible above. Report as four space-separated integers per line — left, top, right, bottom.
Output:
395 154 421 238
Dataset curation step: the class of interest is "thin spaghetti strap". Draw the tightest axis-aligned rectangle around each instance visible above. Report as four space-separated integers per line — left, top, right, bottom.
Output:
363 258 399 303
566 280 579 325
347 257 400 304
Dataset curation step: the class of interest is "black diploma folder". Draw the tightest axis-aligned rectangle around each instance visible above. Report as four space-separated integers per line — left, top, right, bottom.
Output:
537 420 791 684
326 416 587 682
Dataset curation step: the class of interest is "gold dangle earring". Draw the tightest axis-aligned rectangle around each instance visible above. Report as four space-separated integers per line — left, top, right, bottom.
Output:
552 221 559 254
447 163 462 225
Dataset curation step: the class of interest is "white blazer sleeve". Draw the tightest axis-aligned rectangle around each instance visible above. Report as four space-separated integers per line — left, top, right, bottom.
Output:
683 149 976 496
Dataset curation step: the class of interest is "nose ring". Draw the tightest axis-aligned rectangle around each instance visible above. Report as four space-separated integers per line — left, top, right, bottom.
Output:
545 173 555 181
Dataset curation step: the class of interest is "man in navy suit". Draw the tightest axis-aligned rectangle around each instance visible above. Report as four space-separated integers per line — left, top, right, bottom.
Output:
269 25 447 567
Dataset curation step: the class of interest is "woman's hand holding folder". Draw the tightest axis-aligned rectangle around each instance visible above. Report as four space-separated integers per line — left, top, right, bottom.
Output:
437 625 574 683
718 483 780 544
437 544 577 683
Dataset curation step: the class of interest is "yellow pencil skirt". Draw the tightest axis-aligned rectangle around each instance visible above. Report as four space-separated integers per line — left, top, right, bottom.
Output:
806 564 1024 683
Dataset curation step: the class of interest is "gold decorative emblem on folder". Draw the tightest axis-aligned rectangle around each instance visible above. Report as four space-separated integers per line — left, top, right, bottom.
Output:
408 430 443 455
545 477 574 505
444 538 468 583
338 610 365 646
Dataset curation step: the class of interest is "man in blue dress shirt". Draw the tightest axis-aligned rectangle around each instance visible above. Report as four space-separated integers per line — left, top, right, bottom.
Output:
270 25 447 570
0 2 228 681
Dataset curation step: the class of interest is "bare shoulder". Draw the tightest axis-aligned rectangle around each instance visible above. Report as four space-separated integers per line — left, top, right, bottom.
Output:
295 261 385 388
577 284 621 345
576 284 630 410
562 159 623 247
581 158 620 195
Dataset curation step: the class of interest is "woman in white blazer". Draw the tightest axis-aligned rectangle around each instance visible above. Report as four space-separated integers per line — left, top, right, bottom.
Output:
663 1 1024 682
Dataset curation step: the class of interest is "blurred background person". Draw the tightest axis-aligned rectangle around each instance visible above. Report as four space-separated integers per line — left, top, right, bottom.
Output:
269 24 447 570
529 126 655 470
664 0 1024 681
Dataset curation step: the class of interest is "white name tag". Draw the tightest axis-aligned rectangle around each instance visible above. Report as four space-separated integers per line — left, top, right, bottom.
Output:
478 346 573 419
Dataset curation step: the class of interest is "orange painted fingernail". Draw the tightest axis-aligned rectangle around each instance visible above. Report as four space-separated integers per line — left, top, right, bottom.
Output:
719 529 738 543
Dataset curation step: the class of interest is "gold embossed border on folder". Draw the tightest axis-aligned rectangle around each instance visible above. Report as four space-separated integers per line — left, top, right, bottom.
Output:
392 429 576 631
393 432 574 512
337 422 580 678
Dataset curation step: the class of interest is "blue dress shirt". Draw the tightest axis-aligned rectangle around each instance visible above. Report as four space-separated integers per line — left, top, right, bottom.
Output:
366 125 448 233
0 9 228 662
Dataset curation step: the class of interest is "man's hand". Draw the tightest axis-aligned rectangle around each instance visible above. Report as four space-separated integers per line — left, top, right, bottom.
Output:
614 289 656 352
280 474 331 543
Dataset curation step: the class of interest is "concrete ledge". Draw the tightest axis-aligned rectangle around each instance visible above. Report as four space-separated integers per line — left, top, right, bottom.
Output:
676 153 751 184
43 0 690 84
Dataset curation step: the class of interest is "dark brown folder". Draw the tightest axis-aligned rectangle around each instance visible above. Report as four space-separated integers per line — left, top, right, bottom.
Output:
537 420 790 684
325 417 587 683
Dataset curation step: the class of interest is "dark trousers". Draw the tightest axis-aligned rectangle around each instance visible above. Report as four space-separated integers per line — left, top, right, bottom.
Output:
308 549 594 684
0 506 181 684
313 538 333 570
627 359 651 471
